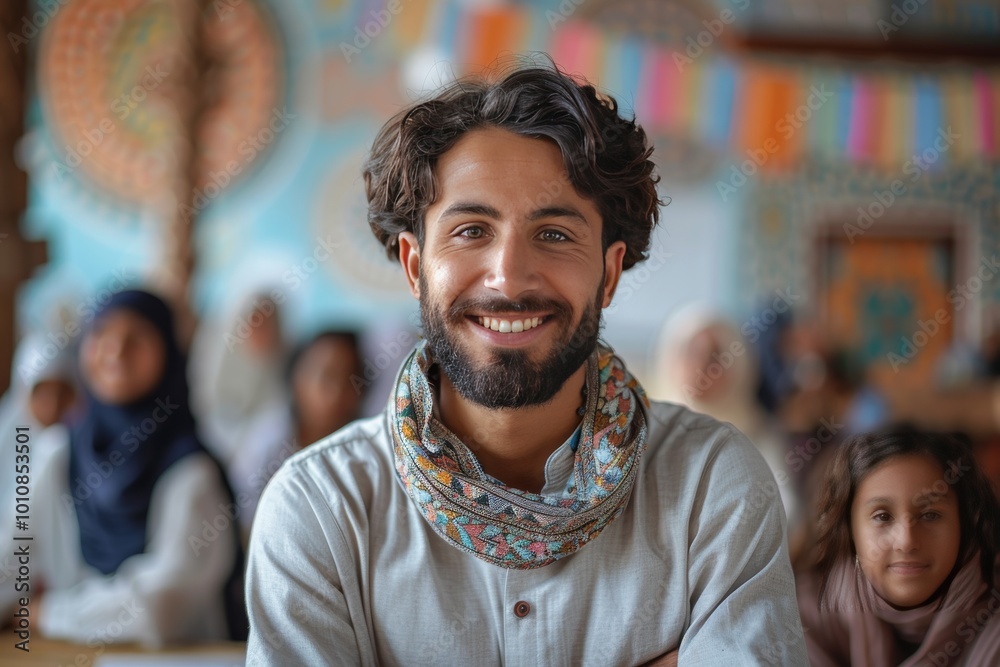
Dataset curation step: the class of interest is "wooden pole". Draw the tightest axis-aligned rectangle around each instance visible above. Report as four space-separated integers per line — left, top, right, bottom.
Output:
0 0 47 395
156 0 212 352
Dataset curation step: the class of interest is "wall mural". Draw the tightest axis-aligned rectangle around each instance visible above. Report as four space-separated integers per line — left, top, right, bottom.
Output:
37 0 284 208
19 0 1000 348
739 161 999 385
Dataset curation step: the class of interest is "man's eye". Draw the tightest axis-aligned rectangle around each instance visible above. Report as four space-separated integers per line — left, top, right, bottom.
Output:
540 229 568 242
459 226 485 239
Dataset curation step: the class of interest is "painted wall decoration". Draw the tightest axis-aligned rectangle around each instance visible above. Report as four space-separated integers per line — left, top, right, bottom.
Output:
311 141 410 298
17 0 1000 362
821 235 956 386
36 0 284 208
738 162 1000 357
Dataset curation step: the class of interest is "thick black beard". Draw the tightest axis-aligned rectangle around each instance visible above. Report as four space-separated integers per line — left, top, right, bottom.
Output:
420 277 604 410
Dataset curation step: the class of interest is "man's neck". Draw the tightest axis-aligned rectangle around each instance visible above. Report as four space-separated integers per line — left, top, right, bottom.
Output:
436 364 587 494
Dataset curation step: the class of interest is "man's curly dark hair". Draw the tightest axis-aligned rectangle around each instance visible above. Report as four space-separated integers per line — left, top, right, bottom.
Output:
363 59 662 271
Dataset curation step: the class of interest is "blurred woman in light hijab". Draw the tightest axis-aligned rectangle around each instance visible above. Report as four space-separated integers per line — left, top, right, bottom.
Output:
229 329 366 540
0 333 78 502
651 305 801 532
188 286 289 467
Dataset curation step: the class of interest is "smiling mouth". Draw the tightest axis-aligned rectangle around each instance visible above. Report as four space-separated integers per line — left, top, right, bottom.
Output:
472 315 545 333
889 562 930 574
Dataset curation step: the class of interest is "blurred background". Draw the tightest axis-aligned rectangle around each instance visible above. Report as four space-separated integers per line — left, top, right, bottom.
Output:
1 3 1000 659
2 0 1000 511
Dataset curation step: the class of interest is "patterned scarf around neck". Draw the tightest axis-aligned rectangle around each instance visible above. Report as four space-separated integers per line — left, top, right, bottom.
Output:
390 340 649 569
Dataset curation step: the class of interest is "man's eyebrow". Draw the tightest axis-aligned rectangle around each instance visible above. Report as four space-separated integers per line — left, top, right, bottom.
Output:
528 206 590 226
437 202 502 221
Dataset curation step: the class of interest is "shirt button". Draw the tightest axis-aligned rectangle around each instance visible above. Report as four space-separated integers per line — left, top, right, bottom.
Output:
513 601 531 618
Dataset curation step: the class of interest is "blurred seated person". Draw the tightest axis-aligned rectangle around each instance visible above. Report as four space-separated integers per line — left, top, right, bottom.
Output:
0 332 78 501
189 288 288 468
0 290 246 645
0 333 79 593
797 426 1000 666
653 306 800 532
0 331 78 430
229 330 364 538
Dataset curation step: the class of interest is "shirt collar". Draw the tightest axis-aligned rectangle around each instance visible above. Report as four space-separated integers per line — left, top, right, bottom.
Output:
539 424 582 498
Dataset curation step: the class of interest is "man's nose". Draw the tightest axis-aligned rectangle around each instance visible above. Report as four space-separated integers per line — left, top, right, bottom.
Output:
482 233 540 299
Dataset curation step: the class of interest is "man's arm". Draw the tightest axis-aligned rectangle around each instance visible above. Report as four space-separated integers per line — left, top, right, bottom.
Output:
245 464 371 666
641 650 679 666
679 430 808 665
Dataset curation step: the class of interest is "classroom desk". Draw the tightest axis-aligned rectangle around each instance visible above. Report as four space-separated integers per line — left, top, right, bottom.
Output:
0 628 246 666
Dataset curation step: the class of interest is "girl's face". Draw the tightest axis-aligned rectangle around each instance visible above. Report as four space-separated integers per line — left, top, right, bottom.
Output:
81 310 166 405
851 454 961 609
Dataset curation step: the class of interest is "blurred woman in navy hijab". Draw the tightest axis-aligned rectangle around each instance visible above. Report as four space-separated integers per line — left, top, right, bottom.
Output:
0 290 246 645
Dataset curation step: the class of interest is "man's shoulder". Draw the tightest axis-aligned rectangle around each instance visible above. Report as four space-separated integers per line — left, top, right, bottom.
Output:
643 400 771 480
645 400 747 453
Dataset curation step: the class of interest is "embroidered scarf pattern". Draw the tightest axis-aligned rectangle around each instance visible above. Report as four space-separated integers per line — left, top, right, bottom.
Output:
390 340 649 569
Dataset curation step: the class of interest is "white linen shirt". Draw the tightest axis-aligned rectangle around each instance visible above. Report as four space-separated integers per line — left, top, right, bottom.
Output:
246 400 808 666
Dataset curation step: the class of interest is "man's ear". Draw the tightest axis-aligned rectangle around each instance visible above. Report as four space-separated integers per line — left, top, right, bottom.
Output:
398 232 421 299
601 240 627 308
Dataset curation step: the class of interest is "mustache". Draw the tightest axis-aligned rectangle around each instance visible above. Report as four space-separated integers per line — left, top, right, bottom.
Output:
447 295 572 320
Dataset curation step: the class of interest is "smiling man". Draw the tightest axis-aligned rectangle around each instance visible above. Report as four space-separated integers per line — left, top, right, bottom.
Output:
245 64 807 666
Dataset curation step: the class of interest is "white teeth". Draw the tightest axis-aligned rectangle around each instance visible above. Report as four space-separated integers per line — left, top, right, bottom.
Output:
475 316 544 333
